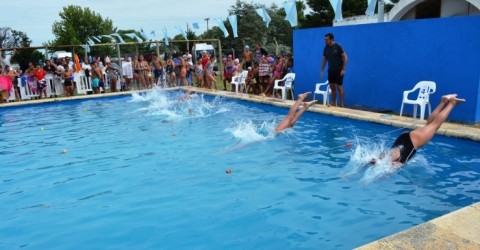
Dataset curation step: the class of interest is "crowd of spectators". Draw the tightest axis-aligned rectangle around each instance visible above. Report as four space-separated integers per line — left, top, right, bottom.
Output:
0 43 293 103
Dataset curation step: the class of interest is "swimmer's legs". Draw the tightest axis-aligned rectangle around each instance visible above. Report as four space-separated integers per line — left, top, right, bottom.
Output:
286 92 310 118
275 92 311 132
411 95 465 148
426 94 454 125
289 100 317 126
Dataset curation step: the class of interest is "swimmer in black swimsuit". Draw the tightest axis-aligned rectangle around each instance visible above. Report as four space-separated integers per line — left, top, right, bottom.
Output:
371 94 465 167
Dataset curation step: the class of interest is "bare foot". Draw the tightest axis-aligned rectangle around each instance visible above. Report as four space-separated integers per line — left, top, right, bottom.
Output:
450 97 466 105
298 92 311 101
442 94 457 103
304 100 317 109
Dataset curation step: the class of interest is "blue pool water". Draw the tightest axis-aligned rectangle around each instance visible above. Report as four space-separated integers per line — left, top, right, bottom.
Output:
1 90 479 249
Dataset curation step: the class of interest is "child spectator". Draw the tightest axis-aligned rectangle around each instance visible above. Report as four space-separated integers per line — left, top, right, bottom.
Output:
264 56 284 97
258 57 271 96
194 58 203 87
33 64 47 99
223 55 235 91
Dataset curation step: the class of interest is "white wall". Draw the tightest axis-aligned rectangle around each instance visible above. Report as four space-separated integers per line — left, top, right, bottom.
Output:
441 0 469 17
335 0 480 25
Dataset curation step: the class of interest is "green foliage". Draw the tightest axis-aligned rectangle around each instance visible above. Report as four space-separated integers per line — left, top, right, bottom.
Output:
342 0 368 17
51 5 116 46
199 0 296 58
385 0 400 12
170 28 198 54
0 27 43 69
302 0 335 28
301 0 398 28
49 5 116 57
0 27 35 49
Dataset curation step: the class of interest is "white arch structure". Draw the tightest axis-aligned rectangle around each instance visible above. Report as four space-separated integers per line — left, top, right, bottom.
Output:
389 0 480 21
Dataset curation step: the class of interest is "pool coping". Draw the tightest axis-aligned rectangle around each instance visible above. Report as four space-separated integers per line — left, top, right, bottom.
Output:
2 87 479 249
2 87 479 143
207 89 480 141
355 202 480 249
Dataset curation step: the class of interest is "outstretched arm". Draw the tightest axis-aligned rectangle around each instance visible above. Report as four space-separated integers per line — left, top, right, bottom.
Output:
320 56 327 78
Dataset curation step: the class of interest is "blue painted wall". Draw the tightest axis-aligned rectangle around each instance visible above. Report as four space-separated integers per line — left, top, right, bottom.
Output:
293 16 480 123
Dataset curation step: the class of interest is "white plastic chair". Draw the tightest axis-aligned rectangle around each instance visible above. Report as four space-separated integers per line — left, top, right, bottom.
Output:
400 81 436 120
230 70 248 93
273 73 295 100
313 81 331 105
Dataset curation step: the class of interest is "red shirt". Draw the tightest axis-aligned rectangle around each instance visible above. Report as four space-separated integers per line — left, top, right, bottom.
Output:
201 57 209 69
33 69 46 81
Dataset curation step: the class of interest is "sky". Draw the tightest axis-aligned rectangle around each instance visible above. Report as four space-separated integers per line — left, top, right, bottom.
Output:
3 0 282 46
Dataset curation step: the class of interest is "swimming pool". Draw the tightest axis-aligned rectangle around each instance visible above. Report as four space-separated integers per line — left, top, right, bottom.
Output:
1 90 479 249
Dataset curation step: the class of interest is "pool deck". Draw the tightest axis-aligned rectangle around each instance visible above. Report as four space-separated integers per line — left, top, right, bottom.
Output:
2 87 479 249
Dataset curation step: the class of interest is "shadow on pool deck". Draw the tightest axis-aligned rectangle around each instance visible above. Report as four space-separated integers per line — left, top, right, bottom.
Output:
2 87 479 248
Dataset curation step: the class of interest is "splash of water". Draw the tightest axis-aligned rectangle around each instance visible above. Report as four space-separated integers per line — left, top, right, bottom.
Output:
226 120 276 143
220 120 276 153
342 137 400 183
130 89 228 122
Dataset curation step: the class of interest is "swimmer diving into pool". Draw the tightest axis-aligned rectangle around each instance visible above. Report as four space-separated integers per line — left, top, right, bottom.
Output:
275 92 317 133
371 94 465 167
178 89 197 102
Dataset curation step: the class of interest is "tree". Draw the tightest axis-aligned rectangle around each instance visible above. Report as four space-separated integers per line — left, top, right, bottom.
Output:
301 0 336 28
0 27 44 70
301 0 398 28
50 5 117 57
0 27 29 48
385 0 400 12
51 5 116 46
199 0 297 58
170 28 198 54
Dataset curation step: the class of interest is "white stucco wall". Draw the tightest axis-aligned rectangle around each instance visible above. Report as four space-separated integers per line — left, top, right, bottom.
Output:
334 0 480 26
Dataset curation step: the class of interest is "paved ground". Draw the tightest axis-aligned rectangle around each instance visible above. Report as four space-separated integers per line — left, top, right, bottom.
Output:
2 87 479 249
356 202 480 250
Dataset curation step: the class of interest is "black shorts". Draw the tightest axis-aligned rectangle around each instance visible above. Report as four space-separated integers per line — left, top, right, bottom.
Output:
328 69 344 85
154 69 163 78
243 61 252 69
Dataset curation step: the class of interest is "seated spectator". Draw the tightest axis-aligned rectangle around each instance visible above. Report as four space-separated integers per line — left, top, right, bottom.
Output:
245 66 260 95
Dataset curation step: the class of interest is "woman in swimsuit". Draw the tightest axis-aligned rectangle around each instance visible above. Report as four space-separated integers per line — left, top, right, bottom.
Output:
204 55 217 90
179 57 188 87
165 58 176 87
62 65 74 97
194 58 203 88
138 55 150 89
371 94 465 167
